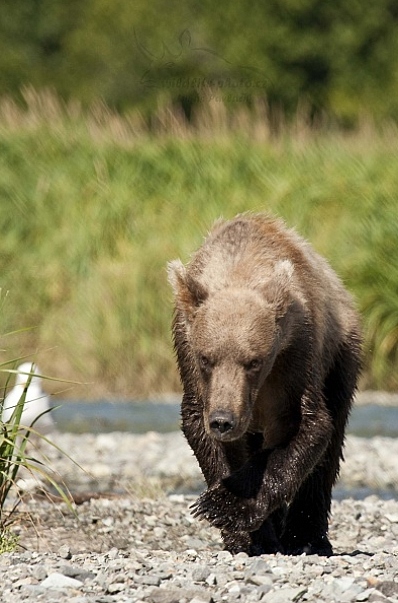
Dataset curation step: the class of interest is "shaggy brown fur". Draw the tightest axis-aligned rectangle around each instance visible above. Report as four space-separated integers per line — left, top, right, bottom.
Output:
168 213 362 556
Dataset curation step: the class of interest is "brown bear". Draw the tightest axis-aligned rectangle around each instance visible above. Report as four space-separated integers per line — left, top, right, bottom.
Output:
168 213 362 556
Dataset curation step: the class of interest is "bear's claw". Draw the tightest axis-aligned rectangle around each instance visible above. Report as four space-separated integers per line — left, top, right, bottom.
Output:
191 486 265 532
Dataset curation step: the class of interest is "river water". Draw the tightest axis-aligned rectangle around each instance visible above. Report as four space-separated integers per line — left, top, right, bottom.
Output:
51 398 398 500
51 399 398 437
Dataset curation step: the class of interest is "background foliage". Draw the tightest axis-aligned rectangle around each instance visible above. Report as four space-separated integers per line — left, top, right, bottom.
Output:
0 95 397 397
1 1 398 123
0 5 397 397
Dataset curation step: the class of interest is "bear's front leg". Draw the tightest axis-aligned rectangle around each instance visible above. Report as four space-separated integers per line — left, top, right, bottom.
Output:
181 393 269 534
191 448 272 533
193 392 334 536
192 484 263 532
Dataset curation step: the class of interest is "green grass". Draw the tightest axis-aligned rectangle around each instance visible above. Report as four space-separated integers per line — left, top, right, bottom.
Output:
0 360 74 552
0 92 397 395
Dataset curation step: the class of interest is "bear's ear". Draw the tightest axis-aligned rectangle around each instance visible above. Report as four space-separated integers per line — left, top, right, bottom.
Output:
167 259 208 320
261 259 294 318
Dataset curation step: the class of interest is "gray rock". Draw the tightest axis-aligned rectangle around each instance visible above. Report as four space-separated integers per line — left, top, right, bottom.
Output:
189 597 214 603
217 550 233 562
247 574 274 587
192 565 211 582
245 558 272 577
377 581 398 597
59 564 95 581
341 584 368 602
107 582 127 593
205 572 217 586
182 536 207 550
356 589 376 602
32 564 48 580
262 586 307 603
135 574 162 586
41 571 84 590
146 588 190 603
16 584 47 597
3 428 398 603
58 544 72 559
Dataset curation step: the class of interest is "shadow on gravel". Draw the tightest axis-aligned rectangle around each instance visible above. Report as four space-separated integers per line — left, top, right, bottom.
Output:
335 549 374 557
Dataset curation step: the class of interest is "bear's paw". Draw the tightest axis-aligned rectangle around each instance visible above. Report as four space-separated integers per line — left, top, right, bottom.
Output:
191 484 266 532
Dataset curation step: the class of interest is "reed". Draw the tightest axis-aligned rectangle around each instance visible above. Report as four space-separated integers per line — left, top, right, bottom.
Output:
0 90 397 396
0 359 73 552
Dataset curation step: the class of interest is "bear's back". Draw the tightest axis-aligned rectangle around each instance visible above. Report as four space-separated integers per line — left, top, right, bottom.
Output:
190 214 329 291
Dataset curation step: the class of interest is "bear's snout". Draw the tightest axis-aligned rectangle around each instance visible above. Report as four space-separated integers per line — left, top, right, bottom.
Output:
208 409 237 439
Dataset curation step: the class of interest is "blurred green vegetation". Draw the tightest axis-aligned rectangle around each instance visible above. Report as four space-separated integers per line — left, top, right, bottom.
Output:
1 1 398 123
0 93 397 396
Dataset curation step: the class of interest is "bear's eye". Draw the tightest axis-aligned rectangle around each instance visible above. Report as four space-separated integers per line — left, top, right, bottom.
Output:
199 355 213 373
244 358 263 373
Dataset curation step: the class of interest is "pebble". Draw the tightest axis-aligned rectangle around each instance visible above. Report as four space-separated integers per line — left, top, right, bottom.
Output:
1 494 397 603
0 429 397 602
10 430 398 496
58 544 72 559
41 572 84 589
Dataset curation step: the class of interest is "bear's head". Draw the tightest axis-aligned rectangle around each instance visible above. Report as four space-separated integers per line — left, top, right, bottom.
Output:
168 259 295 442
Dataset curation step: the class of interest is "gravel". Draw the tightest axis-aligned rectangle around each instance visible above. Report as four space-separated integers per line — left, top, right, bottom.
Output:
1 429 398 602
15 430 398 497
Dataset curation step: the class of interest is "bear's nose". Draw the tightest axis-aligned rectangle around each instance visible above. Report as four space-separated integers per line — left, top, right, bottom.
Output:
209 411 235 436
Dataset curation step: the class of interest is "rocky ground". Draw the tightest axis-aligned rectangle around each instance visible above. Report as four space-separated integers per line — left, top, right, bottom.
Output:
1 430 397 602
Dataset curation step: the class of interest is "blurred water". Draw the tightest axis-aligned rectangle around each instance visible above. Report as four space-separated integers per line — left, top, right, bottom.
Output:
51 399 181 434
51 399 398 437
333 486 397 501
347 404 398 437
51 399 398 500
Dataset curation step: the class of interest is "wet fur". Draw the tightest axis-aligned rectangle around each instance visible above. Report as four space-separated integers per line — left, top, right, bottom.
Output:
168 213 362 556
